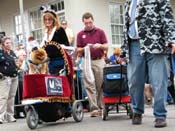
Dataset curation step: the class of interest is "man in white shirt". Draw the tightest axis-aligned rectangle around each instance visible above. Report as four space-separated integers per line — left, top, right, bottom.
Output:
61 20 74 46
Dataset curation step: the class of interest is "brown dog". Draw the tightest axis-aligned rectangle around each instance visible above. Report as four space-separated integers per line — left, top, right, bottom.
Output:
29 48 49 74
144 83 154 105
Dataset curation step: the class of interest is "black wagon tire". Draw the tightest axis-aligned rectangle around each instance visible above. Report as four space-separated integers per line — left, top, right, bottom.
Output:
72 101 84 122
128 104 133 119
102 107 107 120
26 109 39 130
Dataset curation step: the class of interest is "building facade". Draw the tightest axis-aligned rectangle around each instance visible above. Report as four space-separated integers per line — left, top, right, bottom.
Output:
0 0 175 55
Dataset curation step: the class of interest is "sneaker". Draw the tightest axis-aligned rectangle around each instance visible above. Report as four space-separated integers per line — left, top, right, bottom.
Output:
0 120 3 124
19 112 26 118
132 113 142 125
7 116 16 123
90 110 99 117
155 118 167 128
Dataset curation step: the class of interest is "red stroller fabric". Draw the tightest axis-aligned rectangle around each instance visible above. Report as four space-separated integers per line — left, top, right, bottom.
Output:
23 74 71 99
23 42 75 102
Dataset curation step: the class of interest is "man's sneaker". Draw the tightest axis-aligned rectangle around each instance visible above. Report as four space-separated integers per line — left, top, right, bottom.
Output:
7 116 16 123
154 118 167 128
0 119 3 124
132 113 142 125
90 110 99 117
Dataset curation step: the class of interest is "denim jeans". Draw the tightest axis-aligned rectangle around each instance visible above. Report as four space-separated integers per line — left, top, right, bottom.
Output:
128 41 168 119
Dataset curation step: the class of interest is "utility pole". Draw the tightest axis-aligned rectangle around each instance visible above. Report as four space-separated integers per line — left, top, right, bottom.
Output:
19 0 26 46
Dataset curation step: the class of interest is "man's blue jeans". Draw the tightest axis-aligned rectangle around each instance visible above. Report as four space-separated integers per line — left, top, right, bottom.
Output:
128 41 168 119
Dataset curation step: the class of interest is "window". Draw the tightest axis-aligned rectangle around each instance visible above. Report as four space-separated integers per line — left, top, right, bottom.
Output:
49 0 65 21
14 15 23 43
109 3 124 46
28 0 65 43
29 8 42 43
51 0 64 11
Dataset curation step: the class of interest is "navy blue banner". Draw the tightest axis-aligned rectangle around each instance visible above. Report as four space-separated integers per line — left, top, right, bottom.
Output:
45 77 63 95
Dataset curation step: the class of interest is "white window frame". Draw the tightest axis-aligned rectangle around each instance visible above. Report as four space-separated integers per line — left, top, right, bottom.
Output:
28 0 65 43
49 0 65 21
109 2 125 47
14 14 23 43
28 7 42 43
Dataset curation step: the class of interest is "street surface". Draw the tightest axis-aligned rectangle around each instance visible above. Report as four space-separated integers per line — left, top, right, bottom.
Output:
0 105 174 131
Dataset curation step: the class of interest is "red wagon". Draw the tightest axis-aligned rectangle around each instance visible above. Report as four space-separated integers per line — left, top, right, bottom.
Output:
102 65 132 120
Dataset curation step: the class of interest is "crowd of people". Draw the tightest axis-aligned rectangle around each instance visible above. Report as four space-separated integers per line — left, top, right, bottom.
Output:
0 0 175 128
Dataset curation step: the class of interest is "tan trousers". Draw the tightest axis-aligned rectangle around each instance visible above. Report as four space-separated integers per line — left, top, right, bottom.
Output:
0 76 18 121
83 58 105 111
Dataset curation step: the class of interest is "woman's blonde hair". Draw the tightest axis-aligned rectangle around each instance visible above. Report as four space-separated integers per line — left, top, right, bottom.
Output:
42 11 61 30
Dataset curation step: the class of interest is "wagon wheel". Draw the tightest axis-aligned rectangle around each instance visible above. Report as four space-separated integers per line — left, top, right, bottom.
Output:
72 101 84 122
127 104 133 119
102 106 107 121
26 109 39 130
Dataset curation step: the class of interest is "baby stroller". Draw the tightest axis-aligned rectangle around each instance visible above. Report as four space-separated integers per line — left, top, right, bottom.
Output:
22 42 84 129
102 64 132 120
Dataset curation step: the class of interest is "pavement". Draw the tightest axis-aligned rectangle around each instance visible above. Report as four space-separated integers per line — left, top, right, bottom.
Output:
104 104 175 131
0 104 174 131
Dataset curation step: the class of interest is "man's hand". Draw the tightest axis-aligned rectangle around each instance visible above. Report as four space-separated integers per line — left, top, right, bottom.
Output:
92 43 101 49
166 43 175 54
77 47 84 53
116 57 126 65
171 43 175 54
92 43 108 51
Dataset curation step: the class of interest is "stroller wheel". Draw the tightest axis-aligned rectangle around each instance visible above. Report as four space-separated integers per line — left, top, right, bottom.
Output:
128 104 133 119
102 107 107 121
26 109 39 129
72 101 84 122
